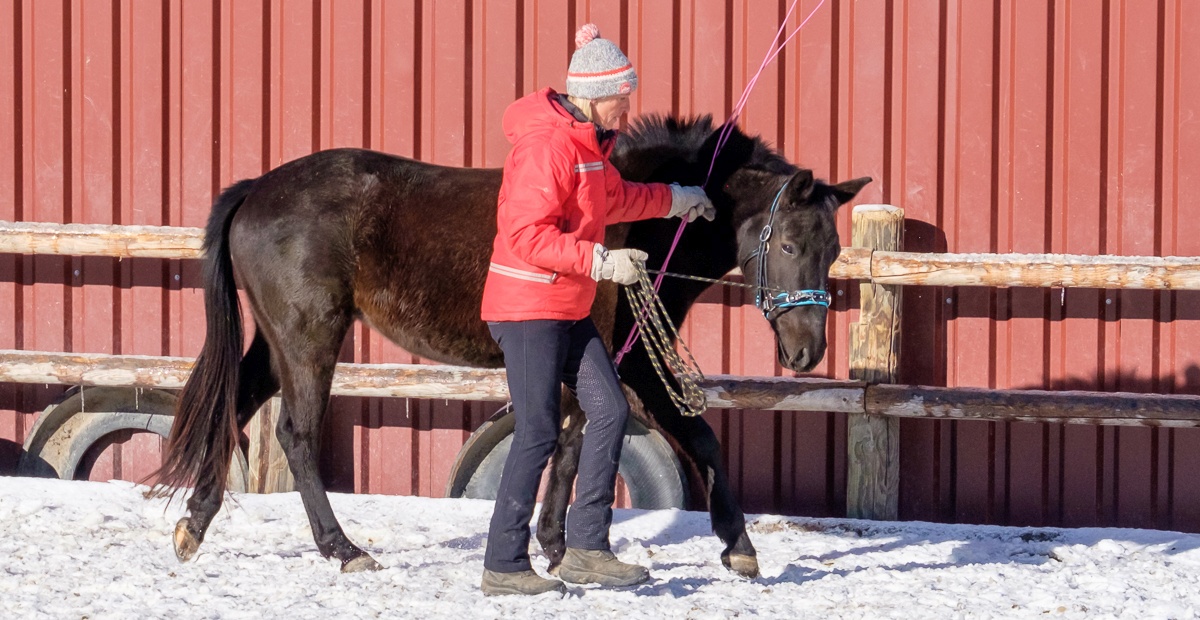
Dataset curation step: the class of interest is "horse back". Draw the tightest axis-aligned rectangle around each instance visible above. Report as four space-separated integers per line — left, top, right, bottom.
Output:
227 148 506 367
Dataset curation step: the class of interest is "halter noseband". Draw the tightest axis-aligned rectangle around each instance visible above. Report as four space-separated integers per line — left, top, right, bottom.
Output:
747 179 832 320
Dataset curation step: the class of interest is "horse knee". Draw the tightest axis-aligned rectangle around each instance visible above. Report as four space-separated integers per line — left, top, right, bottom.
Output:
274 417 294 447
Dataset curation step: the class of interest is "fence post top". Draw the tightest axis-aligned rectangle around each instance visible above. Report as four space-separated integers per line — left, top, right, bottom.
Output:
852 204 904 216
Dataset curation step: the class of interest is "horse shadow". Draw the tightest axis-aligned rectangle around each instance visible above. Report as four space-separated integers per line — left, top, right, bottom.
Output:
572 505 1200 598
751 517 1200 590
440 532 487 551
614 518 1067 596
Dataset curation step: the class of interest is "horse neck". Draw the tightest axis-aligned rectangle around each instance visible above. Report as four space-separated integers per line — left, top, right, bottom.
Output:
641 219 739 327
635 169 785 322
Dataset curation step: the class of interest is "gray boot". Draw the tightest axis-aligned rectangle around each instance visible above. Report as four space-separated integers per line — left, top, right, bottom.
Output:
480 569 566 597
553 548 650 587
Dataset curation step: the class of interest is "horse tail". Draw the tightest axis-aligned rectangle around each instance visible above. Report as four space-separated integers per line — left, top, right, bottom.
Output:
153 179 257 499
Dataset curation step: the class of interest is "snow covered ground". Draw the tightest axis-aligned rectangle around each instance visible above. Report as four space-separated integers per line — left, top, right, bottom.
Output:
2 477 1199 619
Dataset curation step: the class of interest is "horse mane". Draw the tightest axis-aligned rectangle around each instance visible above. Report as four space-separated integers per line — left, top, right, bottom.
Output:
612 114 797 186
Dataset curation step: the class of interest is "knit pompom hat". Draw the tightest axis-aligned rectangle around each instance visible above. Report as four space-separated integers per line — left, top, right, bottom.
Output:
565 24 637 100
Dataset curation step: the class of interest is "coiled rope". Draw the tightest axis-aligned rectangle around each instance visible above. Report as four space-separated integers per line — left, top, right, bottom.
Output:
625 263 708 416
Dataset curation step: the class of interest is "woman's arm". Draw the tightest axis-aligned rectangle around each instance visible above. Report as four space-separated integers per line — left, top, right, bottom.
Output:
602 162 672 225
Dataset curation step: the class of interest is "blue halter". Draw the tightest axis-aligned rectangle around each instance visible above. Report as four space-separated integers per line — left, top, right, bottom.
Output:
748 180 832 320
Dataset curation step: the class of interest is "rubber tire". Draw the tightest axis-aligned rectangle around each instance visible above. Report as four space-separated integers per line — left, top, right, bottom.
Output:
446 405 687 510
18 386 249 492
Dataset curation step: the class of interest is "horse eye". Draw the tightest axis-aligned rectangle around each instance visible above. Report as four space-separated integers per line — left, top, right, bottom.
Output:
781 244 796 255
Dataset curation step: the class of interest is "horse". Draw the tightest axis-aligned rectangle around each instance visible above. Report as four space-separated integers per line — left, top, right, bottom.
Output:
155 114 870 578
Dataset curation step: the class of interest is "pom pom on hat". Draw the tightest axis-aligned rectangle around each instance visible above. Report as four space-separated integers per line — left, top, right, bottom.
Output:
575 23 601 48
566 24 638 100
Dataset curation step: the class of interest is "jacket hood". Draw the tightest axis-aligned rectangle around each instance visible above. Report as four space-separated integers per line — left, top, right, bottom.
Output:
503 88 597 149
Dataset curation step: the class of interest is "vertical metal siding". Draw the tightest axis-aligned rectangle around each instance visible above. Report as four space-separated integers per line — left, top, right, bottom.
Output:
0 0 21 471
2 0 1199 530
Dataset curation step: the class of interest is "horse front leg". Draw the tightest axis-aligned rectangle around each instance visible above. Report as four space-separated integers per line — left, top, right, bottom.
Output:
690 418 758 577
662 413 759 578
535 400 586 571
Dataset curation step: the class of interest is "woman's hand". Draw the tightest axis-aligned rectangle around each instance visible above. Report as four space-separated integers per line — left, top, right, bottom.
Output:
590 246 649 285
667 184 716 222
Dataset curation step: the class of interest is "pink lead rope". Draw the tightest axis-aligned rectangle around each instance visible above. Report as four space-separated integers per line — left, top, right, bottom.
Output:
614 0 827 365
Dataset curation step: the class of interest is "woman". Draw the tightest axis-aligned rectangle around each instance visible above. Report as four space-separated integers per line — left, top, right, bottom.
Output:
478 24 715 596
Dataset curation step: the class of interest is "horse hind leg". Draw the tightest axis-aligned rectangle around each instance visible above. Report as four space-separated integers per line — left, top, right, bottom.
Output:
174 331 281 562
264 312 381 573
536 401 586 570
274 373 381 572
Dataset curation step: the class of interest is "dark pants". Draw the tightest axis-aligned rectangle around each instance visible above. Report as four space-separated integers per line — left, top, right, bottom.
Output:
483 318 630 573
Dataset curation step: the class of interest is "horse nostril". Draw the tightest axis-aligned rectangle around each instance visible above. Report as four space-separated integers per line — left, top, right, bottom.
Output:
794 347 811 370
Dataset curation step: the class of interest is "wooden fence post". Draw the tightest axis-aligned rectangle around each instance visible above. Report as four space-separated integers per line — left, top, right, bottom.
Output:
847 204 904 520
246 397 294 493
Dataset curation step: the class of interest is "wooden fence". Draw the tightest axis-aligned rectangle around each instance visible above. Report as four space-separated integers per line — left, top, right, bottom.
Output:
5 219 1200 289
6 349 1196 425
3 213 1200 520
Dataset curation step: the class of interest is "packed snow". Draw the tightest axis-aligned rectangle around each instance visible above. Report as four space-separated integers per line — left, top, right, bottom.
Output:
1 477 1199 619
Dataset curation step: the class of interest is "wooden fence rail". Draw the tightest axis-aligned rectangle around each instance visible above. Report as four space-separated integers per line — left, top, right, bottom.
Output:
4 220 1200 289
4 349 1199 427
0 349 862 413
0 221 203 258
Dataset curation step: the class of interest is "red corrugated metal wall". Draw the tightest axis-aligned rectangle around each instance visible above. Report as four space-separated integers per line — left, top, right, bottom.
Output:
3 0 1199 530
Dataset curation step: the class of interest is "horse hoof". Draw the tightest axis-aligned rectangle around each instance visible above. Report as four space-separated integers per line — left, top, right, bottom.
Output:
721 552 759 579
173 518 201 563
341 555 384 573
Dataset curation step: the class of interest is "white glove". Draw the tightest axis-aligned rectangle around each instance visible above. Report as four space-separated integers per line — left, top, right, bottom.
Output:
667 183 716 222
590 245 649 286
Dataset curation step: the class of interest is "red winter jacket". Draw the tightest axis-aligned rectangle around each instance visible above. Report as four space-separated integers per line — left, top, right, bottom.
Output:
480 88 672 322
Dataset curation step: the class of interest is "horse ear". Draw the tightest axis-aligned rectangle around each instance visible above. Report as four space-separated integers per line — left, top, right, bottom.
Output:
788 169 815 202
831 176 873 205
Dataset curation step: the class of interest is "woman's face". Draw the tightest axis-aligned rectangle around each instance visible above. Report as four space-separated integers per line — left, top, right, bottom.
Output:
591 94 630 130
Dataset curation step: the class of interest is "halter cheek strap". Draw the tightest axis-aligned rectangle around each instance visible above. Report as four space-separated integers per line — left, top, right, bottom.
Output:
748 180 832 320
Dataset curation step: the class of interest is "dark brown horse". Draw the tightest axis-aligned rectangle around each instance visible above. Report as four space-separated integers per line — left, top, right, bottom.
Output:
156 115 870 577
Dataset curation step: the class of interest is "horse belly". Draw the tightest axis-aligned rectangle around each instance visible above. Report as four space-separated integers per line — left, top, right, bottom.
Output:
357 304 502 369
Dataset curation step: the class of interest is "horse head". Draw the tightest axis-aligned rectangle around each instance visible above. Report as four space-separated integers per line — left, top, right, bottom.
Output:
727 168 870 372
612 116 870 374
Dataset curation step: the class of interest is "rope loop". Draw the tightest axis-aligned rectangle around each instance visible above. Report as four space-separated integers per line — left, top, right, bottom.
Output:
623 263 707 417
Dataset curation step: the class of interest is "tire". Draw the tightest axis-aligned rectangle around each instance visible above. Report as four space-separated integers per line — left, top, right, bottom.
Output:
445 405 687 510
18 386 249 492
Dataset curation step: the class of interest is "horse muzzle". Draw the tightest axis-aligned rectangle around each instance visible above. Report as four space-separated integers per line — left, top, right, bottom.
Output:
772 308 828 372
777 338 825 373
